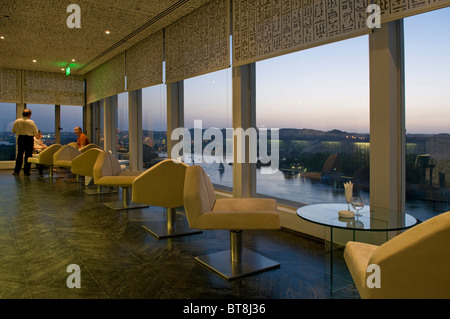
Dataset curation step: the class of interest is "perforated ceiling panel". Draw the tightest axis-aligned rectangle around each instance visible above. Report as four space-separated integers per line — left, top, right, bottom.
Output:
0 0 210 75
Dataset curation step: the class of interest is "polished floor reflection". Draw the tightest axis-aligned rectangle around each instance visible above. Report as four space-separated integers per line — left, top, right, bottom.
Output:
0 169 359 299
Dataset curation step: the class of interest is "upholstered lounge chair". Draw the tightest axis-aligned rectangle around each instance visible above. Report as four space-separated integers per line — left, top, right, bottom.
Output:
27 144 62 178
344 211 450 299
70 148 116 194
132 159 202 239
53 145 82 182
183 165 281 280
93 151 147 210
80 143 100 153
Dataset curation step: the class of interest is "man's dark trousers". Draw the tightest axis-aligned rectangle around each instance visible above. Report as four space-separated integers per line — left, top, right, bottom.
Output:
14 135 34 175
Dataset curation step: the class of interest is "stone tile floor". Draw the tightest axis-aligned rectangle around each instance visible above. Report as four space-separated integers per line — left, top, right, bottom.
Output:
0 168 360 303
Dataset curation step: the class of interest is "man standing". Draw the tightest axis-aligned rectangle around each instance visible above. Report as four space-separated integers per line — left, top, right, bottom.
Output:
74 127 90 150
12 108 39 176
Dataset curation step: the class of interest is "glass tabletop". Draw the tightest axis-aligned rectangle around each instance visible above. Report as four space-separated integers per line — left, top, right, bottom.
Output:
297 203 418 231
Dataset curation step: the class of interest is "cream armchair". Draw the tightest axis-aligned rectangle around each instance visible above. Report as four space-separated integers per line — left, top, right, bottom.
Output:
27 144 62 178
53 145 82 182
80 143 100 153
132 159 202 239
183 165 281 280
93 151 147 210
70 148 115 195
344 211 450 298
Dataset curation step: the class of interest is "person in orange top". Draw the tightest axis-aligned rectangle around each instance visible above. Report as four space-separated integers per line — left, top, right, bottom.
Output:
74 127 90 150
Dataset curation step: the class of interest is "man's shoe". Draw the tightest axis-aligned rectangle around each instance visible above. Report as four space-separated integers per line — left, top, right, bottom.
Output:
24 172 31 176
12 172 19 176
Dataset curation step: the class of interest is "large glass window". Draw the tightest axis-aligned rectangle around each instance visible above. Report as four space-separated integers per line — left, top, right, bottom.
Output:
184 68 232 190
404 7 450 221
60 105 83 145
26 104 56 145
0 103 17 161
116 92 129 160
142 85 167 168
256 35 370 206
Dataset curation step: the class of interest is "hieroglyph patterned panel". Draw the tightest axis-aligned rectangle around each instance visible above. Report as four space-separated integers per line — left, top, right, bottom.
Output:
23 70 84 106
375 0 450 23
0 68 21 103
86 52 126 104
126 30 164 92
232 0 449 67
165 0 230 83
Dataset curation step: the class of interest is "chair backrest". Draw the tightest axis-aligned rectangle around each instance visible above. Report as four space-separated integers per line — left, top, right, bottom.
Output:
366 210 450 298
132 159 188 208
71 148 103 176
35 144 62 165
93 151 122 182
183 165 216 227
80 143 100 153
53 145 81 162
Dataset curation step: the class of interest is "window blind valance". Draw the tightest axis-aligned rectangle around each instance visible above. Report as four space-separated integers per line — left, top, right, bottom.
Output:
85 52 125 104
23 70 84 106
232 0 449 67
165 0 230 84
375 0 450 24
0 68 21 103
126 30 164 92
233 0 371 67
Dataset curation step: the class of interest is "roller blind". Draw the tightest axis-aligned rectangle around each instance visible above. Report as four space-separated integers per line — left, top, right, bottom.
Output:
23 70 84 106
165 0 231 84
233 0 371 67
85 52 125 104
126 30 164 92
232 0 449 67
0 68 21 103
375 0 450 23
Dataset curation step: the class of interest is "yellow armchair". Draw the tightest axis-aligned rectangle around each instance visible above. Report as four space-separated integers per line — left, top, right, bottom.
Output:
132 159 202 239
183 165 281 280
93 151 147 210
27 144 62 178
344 211 450 298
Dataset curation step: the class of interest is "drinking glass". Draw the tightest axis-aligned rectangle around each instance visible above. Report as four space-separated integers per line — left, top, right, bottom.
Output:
351 196 364 217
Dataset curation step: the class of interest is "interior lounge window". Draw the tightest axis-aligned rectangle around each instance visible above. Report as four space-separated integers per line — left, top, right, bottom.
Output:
26 104 56 145
0 103 17 161
142 84 167 168
60 105 83 145
117 92 129 160
184 68 232 190
255 35 370 206
404 7 450 221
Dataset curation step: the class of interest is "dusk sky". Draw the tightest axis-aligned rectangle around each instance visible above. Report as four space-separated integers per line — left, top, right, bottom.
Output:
1 7 449 135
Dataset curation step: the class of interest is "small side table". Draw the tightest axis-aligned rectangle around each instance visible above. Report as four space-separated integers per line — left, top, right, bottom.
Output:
297 203 418 294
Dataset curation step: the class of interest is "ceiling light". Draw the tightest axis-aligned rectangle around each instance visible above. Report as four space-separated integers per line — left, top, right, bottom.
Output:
32 59 37 63
71 59 76 62
61 68 65 71
0 36 4 39
105 30 110 35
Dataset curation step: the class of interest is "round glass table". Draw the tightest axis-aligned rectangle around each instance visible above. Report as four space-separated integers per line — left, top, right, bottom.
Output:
297 203 418 232
297 203 418 293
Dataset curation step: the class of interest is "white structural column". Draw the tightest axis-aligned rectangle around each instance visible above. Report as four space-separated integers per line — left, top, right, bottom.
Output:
369 20 405 212
167 81 184 160
55 105 61 144
232 63 256 198
128 89 143 171
103 95 118 153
